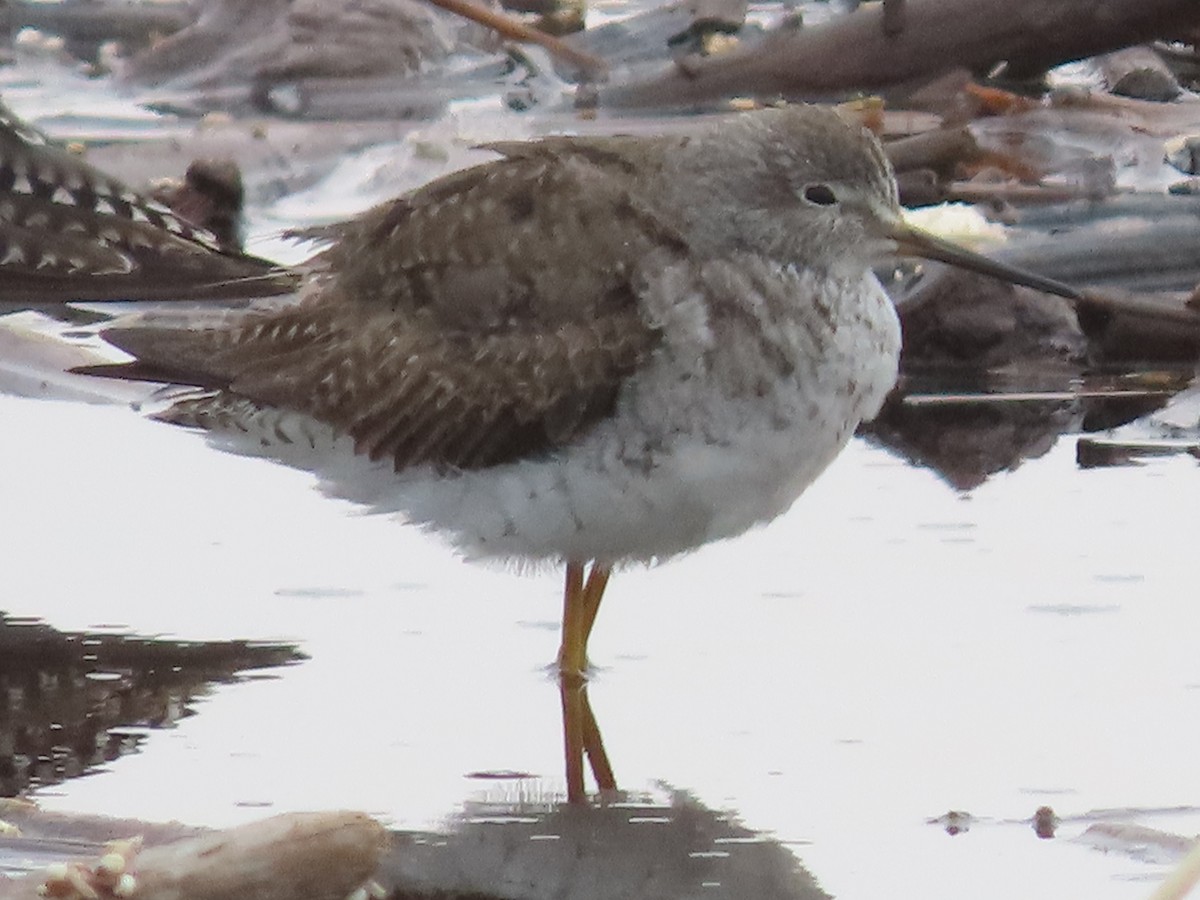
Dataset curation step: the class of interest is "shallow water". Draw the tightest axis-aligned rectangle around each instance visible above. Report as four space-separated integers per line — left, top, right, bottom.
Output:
1 385 1197 899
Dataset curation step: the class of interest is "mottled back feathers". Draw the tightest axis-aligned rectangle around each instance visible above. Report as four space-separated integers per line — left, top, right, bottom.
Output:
102 139 689 470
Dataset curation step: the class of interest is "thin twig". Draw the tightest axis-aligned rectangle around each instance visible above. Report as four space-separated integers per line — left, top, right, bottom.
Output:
423 0 609 77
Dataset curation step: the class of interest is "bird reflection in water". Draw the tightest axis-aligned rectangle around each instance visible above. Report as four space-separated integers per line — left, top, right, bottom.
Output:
861 369 1194 489
383 787 830 900
558 670 615 803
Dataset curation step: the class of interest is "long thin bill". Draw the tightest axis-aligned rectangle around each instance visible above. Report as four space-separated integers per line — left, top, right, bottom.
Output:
888 222 1082 302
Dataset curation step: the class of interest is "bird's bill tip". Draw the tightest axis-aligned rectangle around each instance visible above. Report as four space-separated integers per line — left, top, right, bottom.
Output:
885 220 1082 302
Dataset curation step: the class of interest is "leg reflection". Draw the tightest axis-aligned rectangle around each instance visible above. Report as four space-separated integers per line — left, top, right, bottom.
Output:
559 674 617 803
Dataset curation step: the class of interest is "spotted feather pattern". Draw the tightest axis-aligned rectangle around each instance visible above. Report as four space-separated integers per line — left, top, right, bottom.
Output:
0 99 296 302
101 143 692 470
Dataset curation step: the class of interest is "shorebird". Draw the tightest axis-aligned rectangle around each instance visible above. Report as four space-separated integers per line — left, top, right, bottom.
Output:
0 99 296 306
85 104 1079 681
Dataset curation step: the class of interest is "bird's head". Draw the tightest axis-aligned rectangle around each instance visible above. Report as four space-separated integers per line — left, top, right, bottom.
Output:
666 104 1079 301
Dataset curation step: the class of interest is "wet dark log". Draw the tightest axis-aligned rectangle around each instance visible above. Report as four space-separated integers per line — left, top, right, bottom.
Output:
896 270 1087 368
1097 45 1181 101
1077 288 1200 362
119 0 288 89
596 0 1200 109
499 0 557 15
897 265 1200 365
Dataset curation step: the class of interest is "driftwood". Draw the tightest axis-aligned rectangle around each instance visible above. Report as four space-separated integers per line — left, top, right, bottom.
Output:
596 0 1200 109
1042 86 1200 135
995 217 1200 294
885 126 981 178
0 811 385 900
1006 192 1200 229
881 124 1108 205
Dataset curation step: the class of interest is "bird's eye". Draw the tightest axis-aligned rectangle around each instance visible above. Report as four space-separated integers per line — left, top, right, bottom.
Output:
802 183 838 206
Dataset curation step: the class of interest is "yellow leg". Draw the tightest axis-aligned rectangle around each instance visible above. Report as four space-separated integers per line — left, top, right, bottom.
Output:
557 561 617 802
557 561 610 676
579 564 610 648
558 561 588 676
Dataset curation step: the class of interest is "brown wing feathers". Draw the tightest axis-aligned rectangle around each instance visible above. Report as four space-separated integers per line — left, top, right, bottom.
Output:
98 141 679 472
104 303 655 471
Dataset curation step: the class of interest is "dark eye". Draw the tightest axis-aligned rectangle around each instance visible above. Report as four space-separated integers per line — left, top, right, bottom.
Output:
803 183 837 206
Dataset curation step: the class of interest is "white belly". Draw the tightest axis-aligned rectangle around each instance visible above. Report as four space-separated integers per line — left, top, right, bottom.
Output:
197 260 901 566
